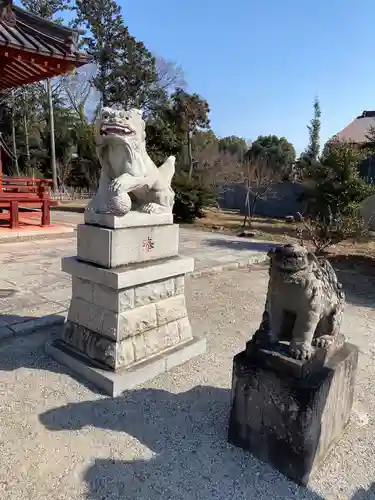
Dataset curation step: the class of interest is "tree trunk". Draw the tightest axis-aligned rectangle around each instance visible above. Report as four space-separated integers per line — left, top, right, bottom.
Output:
243 190 252 227
250 197 258 219
187 131 193 178
46 78 58 192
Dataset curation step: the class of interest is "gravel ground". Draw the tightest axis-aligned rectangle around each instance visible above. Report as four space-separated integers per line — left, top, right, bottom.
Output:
0 264 375 500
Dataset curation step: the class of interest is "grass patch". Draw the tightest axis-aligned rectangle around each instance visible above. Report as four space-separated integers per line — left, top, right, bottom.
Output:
192 208 299 243
194 208 375 261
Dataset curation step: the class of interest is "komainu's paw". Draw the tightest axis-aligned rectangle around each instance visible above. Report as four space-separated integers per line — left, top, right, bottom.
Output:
85 199 107 214
312 335 334 349
140 202 168 214
289 341 313 361
108 178 122 194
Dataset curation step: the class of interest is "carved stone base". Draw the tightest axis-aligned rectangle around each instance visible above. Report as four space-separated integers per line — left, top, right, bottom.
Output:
46 336 206 397
48 254 205 395
61 315 193 371
228 341 358 486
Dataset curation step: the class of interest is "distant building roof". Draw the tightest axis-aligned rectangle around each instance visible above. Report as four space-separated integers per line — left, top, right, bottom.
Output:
0 0 91 91
336 110 375 144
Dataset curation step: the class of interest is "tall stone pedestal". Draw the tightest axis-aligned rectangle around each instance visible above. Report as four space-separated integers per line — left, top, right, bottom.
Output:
228 338 358 486
46 212 206 396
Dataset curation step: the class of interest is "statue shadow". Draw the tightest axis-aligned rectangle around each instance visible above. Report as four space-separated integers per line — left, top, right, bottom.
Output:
351 482 375 499
39 386 325 500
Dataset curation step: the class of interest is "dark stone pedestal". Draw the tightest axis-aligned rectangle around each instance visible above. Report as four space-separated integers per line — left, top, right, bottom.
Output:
228 340 358 486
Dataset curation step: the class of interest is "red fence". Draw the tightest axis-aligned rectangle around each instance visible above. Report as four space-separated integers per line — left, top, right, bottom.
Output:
0 176 58 228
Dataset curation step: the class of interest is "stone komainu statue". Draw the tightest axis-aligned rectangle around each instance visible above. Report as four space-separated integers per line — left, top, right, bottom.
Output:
253 243 345 360
86 106 175 216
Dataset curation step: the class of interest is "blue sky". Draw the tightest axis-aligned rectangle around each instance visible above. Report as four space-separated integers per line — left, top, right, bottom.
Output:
16 0 375 153
117 0 375 153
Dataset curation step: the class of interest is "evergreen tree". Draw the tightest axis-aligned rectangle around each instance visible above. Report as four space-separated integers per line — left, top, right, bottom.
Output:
305 97 321 161
295 97 322 179
246 134 296 179
170 88 210 178
74 0 162 110
21 0 70 20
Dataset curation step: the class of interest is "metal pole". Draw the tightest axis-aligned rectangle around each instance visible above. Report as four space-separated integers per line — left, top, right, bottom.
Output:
46 78 58 192
23 91 31 173
11 91 19 176
0 132 3 189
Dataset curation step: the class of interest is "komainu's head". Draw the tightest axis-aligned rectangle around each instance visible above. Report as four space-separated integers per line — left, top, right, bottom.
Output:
268 243 316 273
96 106 146 149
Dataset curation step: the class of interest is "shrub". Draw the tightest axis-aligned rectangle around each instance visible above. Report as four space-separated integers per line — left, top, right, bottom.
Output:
297 206 368 254
172 171 217 222
297 139 374 251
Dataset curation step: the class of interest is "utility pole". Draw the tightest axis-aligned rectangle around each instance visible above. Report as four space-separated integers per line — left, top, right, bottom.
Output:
46 78 58 191
11 90 19 176
0 133 3 189
22 90 31 172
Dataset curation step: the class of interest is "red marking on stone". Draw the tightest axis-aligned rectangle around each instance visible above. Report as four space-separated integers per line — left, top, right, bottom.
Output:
142 237 154 251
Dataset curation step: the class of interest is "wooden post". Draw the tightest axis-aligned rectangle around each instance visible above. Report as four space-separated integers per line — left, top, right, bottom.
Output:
10 200 19 229
41 200 50 226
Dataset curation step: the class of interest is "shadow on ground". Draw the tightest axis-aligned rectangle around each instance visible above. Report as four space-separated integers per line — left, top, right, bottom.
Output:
39 386 324 500
328 255 375 309
351 482 375 499
205 238 277 253
52 206 86 213
1 328 374 500
0 312 65 331
0 325 102 394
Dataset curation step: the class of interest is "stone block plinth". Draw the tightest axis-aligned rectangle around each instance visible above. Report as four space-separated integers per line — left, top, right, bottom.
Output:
84 211 173 229
46 214 206 396
228 341 358 486
77 220 179 268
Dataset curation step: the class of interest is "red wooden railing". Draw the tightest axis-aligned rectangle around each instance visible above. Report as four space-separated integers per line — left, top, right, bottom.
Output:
0 176 58 228
1 176 53 196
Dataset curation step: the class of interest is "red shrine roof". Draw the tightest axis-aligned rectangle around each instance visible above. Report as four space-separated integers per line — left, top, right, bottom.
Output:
0 0 91 91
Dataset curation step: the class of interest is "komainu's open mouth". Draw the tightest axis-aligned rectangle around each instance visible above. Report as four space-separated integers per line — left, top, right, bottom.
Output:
100 124 134 137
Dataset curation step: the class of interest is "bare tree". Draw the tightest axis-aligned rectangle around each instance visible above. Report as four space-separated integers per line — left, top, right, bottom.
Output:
155 56 186 93
59 64 98 120
242 156 279 227
56 153 74 191
192 141 244 208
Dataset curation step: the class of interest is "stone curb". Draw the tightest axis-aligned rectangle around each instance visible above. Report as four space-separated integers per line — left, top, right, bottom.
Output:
190 253 268 278
0 254 270 343
0 313 67 342
0 230 76 245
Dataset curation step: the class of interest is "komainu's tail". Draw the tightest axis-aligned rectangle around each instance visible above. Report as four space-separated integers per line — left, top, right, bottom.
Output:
158 156 175 185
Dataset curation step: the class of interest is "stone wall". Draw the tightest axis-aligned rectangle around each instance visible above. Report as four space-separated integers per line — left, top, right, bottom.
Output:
359 155 375 183
219 182 307 218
